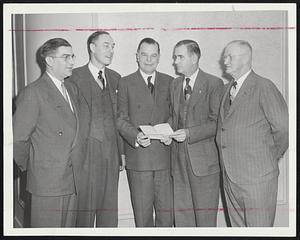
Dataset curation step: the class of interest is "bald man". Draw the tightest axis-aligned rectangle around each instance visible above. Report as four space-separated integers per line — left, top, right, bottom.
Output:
216 40 288 227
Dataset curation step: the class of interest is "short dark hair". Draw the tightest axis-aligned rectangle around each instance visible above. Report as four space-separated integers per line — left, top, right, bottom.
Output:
39 38 71 67
87 31 110 58
137 37 160 54
227 40 252 53
174 39 201 60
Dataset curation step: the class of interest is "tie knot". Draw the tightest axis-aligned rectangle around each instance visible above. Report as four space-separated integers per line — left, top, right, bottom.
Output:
98 70 103 79
232 80 237 88
185 78 191 85
147 76 152 84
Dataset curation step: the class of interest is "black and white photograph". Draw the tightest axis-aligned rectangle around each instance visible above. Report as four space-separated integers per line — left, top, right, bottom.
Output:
3 3 296 237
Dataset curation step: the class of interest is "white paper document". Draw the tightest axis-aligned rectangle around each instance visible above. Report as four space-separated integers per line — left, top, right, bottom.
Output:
139 123 174 140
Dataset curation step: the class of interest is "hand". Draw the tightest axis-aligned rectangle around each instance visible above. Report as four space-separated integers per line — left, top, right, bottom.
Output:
119 154 126 171
136 132 151 147
160 135 172 145
171 129 188 142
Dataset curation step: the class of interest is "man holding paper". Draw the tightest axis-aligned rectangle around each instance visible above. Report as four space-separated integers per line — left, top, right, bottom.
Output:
170 40 224 227
117 38 173 227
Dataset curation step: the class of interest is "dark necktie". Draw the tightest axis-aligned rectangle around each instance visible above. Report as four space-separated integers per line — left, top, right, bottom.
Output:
184 78 192 101
229 81 237 105
98 70 105 90
147 76 154 95
224 80 237 117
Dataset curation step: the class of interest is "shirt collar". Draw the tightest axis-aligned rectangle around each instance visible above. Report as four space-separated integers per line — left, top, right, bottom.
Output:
235 69 251 86
46 71 64 90
88 61 106 80
139 69 156 84
183 68 199 89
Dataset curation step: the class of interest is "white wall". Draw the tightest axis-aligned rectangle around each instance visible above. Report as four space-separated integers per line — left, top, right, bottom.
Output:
22 10 289 227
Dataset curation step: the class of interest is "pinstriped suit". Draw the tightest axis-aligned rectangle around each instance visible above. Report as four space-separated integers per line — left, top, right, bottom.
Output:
216 70 288 226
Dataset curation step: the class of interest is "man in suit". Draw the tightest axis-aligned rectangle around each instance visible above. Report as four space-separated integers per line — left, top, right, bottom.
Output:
216 40 288 227
170 40 224 227
69 31 124 227
117 38 173 227
13 38 89 227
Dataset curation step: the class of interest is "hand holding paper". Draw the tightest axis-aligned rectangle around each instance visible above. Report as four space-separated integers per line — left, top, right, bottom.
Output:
136 132 151 147
170 129 187 142
160 135 172 145
139 123 174 140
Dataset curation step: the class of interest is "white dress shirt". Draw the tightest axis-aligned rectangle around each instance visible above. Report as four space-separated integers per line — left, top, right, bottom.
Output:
230 69 251 100
88 61 107 89
140 69 156 86
46 71 74 112
182 68 199 91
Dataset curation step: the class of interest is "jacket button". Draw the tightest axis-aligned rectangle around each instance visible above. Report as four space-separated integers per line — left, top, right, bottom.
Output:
222 145 226 149
58 131 63 136
221 128 225 131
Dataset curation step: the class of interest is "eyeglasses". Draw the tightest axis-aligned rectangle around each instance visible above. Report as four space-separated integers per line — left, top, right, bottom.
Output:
222 54 246 61
50 54 76 62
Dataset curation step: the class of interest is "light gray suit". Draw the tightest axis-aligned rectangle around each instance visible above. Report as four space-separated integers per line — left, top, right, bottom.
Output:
216 70 288 226
13 73 89 227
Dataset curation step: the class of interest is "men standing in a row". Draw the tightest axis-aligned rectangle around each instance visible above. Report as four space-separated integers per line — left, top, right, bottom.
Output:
170 40 224 227
117 38 173 227
216 40 288 227
69 31 124 227
13 38 90 227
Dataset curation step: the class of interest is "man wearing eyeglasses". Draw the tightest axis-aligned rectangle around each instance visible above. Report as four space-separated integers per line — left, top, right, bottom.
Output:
216 40 288 227
13 38 90 227
69 31 124 227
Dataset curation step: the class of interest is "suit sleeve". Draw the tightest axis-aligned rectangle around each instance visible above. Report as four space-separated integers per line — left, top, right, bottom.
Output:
13 87 39 171
188 79 224 144
115 76 125 158
260 80 288 160
167 79 174 128
116 78 139 148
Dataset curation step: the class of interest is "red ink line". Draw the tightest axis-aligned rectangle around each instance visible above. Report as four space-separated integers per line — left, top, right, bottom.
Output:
75 27 154 32
162 26 295 31
162 27 233 31
9 27 295 32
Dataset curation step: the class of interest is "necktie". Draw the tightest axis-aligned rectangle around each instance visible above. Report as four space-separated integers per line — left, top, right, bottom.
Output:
147 76 154 95
61 81 73 111
184 78 192 101
98 70 105 90
229 81 237 105
224 80 236 117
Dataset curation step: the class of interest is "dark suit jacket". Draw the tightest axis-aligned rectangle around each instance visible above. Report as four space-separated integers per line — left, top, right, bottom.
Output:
69 64 124 163
13 73 90 196
117 70 173 171
216 71 288 184
170 68 224 176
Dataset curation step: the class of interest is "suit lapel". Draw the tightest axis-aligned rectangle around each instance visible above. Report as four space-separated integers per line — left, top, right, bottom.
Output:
64 81 80 148
76 65 94 107
43 74 76 130
135 70 155 105
188 69 206 111
226 71 255 118
105 68 117 113
220 82 232 121
173 76 184 118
